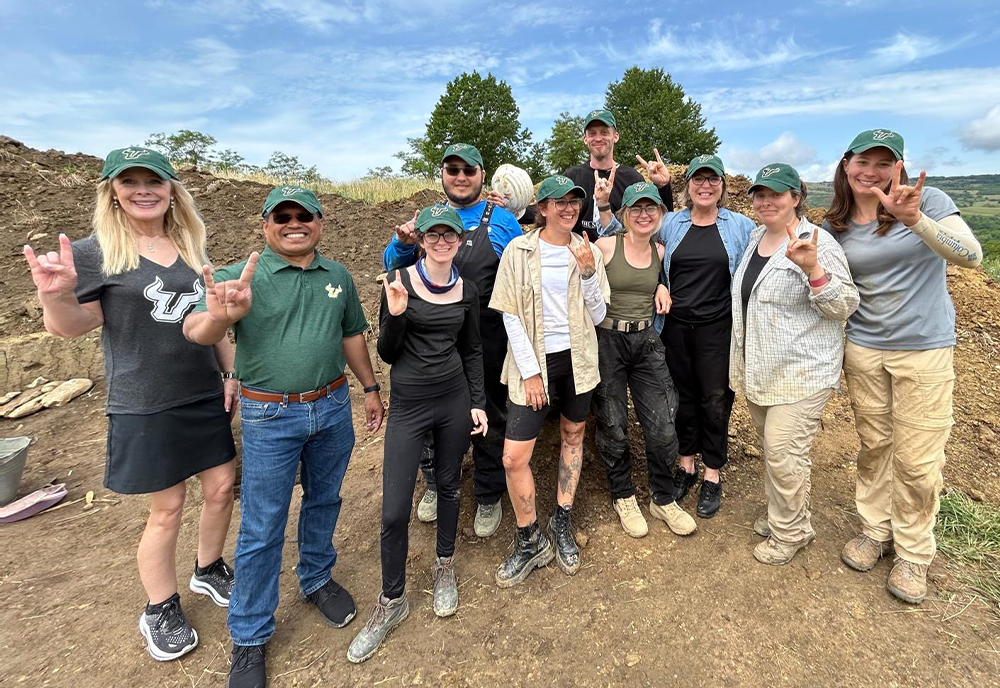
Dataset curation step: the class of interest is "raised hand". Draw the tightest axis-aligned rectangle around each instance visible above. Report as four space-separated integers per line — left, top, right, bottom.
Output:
570 232 597 279
486 189 508 207
394 210 420 245
203 252 259 326
471 408 489 436
24 233 78 298
383 270 408 315
654 283 672 314
785 225 819 273
871 161 926 227
593 164 617 208
636 148 671 187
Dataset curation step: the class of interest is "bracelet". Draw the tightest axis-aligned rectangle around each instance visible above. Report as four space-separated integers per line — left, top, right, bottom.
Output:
597 204 611 212
808 272 831 288
221 371 237 380
363 383 381 394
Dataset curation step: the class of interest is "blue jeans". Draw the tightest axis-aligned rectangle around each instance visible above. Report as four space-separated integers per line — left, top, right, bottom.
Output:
227 382 355 646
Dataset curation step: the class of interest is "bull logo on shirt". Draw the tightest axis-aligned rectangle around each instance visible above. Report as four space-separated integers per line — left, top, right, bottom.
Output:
121 148 150 159
325 283 343 299
760 166 781 178
871 130 895 141
143 277 204 323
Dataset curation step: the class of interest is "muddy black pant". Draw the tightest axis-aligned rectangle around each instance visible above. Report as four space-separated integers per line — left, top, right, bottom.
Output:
418 309 508 506
382 375 471 599
659 315 735 470
593 327 680 505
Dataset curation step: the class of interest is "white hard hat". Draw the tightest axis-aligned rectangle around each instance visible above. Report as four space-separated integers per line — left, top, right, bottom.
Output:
491 164 534 220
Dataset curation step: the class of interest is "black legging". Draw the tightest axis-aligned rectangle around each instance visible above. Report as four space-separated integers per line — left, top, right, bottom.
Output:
380 374 471 599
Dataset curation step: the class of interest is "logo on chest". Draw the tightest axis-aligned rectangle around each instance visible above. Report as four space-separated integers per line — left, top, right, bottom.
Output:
325 283 343 299
143 277 204 323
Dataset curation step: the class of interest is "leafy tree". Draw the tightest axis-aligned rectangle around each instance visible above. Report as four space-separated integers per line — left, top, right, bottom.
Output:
363 165 397 179
213 148 247 173
545 112 588 173
264 151 321 184
604 67 720 164
145 129 218 167
396 71 541 177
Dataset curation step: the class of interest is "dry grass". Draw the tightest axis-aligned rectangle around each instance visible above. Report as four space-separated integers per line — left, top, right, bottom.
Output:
210 168 438 205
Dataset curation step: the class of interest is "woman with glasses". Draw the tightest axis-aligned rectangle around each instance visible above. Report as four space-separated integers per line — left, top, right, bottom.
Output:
591 182 696 538
654 155 756 519
349 205 487 662
489 175 610 587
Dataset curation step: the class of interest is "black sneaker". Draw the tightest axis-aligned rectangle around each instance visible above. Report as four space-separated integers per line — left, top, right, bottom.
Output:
495 521 554 588
671 466 699 503
227 643 266 688
304 578 356 628
189 557 234 607
696 479 722 519
138 593 198 661
547 505 581 575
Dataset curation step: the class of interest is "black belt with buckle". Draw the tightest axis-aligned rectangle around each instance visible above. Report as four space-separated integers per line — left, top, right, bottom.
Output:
598 318 652 333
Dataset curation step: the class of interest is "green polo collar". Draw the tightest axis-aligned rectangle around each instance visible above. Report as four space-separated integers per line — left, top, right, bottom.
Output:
258 245 333 274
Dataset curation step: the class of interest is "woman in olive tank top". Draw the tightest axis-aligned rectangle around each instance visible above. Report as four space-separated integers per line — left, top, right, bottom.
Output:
592 182 697 539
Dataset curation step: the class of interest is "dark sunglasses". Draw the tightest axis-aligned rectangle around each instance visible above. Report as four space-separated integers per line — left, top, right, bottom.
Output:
271 211 315 224
443 165 480 177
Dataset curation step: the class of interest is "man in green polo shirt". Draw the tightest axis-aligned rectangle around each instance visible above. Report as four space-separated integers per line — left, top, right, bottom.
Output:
183 185 384 688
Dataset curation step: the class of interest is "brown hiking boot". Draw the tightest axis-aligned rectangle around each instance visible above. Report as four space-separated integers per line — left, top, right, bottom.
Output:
887 558 929 604
753 534 814 566
841 534 893 572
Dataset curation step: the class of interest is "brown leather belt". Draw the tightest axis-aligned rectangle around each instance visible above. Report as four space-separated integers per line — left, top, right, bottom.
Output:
597 318 652 333
240 376 346 404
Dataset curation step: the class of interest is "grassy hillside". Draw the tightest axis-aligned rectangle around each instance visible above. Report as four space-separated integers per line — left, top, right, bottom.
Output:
807 174 1000 216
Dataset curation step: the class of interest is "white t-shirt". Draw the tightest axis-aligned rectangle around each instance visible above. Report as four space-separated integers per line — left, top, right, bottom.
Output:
539 238 571 353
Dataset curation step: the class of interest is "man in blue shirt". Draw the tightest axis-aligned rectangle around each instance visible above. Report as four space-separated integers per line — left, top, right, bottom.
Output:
383 143 521 539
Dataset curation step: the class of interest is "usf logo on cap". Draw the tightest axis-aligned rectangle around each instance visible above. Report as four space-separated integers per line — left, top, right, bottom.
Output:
697 154 713 163
430 205 448 217
760 167 781 178
281 186 304 196
872 130 896 141
557 177 570 186
122 148 150 160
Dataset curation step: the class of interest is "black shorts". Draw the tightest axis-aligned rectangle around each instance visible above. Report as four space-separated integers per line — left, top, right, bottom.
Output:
506 350 593 441
105 395 236 494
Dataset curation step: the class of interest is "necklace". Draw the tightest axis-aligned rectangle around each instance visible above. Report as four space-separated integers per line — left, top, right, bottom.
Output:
140 234 165 252
415 257 459 294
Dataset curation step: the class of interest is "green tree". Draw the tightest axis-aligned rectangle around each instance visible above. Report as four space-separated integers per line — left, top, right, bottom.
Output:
604 67 720 164
396 71 541 177
145 129 218 167
213 148 247 173
264 151 322 184
545 112 588 172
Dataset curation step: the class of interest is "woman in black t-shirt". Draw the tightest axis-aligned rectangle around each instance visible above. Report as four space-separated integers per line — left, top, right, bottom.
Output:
23 147 237 663
349 204 486 664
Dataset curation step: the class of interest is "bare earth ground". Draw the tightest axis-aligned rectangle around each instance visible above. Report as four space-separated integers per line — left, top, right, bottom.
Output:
2 138 999 687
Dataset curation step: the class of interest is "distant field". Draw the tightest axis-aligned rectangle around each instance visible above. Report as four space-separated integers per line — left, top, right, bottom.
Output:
807 174 1000 218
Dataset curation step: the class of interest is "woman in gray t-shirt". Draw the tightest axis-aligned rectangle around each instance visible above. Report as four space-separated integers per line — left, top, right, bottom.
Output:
23 147 238 662
823 129 982 605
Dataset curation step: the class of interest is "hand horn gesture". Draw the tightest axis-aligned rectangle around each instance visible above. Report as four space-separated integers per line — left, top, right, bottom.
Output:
24 233 78 298
203 252 259 326
383 270 408 315
593 164 617 208
636 148 670 187
784 224 819 273
871 161 926 227
570 232 597 279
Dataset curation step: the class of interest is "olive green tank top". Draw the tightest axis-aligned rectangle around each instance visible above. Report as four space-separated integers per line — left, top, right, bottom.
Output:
605 233 660 322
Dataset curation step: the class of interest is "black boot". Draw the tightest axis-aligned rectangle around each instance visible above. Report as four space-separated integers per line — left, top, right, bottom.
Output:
547 505 581 575
495 521 554 588
696 479 722 519
671 466 699 502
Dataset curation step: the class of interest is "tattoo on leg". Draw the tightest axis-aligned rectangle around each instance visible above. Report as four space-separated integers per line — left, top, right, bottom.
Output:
558 442 584 499
518 492 535 521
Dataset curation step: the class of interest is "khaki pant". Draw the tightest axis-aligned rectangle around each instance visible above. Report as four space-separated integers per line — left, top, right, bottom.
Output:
843 341 954 566
747 389 833 544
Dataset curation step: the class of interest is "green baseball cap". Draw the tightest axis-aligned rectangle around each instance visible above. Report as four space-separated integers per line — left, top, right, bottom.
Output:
847 128 904 160
685 153 725 179
583 108 616 130
415 204 465 234
261 186 323 217
441 143 484 168
100 147 178 181
536 175 586 203
749 163 802 194
621 181 662 207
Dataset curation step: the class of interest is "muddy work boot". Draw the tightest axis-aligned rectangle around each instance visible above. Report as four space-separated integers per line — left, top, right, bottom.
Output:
753 512 770 537
649 500 697 536
474 500 502 538
347 593 410 663
753 534 814 566
495 521 554 588
613 496 648 538
417 489 438 523
841 534 894 572
887 558 929 604
547 505 581 575
433 556 458 617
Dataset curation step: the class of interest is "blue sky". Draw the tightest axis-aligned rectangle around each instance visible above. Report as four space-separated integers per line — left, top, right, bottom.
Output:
2 0 999 181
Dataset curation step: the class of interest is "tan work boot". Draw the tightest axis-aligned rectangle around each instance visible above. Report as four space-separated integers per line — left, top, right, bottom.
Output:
841 534 894 572
613 496 648 538
649 500 697 536
753 534 814 565
887 558 928 604
753 512 770 537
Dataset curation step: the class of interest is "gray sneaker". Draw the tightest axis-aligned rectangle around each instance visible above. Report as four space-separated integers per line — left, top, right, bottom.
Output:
474 500 502 538
138 593 198 661
347 594 409 664
417 489 438 523
433 556 458 617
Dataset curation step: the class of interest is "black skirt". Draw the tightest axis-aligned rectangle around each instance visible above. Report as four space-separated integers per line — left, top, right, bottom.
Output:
105 395 236 494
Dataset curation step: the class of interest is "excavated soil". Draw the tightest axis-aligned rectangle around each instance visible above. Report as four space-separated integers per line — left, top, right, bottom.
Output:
1 137 999 687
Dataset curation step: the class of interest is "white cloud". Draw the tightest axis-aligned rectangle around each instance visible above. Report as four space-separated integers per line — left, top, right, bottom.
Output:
724 132 818 175
959 105 1000 152
871 33 949 66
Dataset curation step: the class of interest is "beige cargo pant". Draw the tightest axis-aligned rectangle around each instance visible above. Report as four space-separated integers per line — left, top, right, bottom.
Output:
747 388 833 544
843 341 954 566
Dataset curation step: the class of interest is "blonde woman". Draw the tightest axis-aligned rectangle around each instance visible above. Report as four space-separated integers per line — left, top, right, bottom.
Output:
23 147 238 661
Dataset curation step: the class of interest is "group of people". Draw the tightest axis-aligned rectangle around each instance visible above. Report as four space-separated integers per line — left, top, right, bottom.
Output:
22 108 983 687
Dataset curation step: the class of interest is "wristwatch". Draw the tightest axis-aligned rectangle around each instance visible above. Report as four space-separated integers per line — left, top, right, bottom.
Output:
363 383 381 394
221 371 237 380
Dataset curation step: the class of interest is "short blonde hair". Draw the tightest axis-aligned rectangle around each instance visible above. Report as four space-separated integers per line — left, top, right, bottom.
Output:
93 179 208 276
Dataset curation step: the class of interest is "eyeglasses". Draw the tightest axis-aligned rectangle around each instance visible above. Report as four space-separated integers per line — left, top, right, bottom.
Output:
626 205 660 218
690 175 723 187
549 198 584 210
443 165 480 177
422 230 461 244
271 211 315 224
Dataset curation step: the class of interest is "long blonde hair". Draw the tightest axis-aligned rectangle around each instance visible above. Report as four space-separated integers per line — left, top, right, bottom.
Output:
92 179 208 276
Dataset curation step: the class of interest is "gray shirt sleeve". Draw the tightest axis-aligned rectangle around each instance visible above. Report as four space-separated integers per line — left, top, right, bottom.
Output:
72 236 105 304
